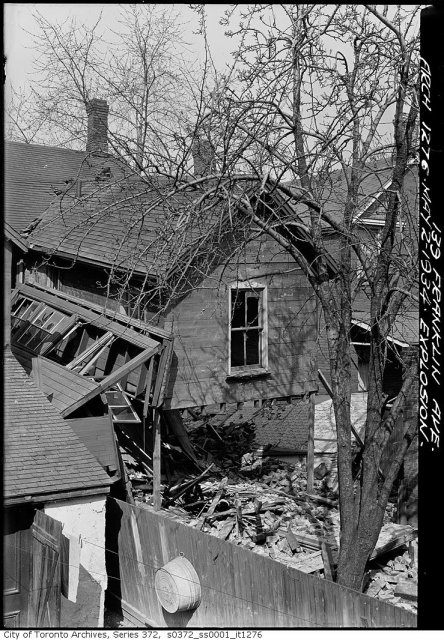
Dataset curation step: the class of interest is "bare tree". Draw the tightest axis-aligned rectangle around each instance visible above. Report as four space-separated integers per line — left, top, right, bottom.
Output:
15 4 419 593
5 4 203 173
198 3 420 590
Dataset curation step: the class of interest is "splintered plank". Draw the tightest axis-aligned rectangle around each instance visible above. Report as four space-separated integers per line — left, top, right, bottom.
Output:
198 477 228 529
284 550 324 574
286 523 301 553
370 525 417 560
321 542 334 581
163 409 204 469
98 345 161 393
152 409 162 511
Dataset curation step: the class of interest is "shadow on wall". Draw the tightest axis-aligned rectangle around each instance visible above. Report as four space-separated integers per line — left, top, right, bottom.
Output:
61 565 103 628
104 497 124 625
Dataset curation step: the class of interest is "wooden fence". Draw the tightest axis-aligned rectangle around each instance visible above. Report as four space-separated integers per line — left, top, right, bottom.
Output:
106 497 417 629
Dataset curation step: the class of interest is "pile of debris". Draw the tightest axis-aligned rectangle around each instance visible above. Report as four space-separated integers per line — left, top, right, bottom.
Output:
365 541 418 613
121 409 417 613
132 457 416 613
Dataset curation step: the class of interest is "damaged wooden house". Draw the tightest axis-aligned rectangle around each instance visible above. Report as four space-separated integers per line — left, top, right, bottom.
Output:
8 100 330 487
4 100 419 628
5 99 418 519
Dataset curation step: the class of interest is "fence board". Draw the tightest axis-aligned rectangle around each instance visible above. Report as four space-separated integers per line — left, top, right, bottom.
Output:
109 498 417 628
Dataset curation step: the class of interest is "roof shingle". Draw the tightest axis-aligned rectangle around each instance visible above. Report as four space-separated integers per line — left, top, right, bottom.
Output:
4 348 112 502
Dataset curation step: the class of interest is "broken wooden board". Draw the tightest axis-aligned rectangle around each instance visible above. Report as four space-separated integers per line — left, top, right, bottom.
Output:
163 409 204 469
198 477 228 529
370 525 417 561
284 550 324 574
394 580 418 602
321 542 334 581
218 520 236 540
285 524 301 554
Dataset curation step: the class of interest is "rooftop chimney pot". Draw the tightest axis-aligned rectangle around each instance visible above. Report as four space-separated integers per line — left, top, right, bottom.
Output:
86 99 109 155
192 136 215 177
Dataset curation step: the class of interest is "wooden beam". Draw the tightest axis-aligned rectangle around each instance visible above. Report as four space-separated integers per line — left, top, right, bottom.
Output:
142 357 155 452
317 369 365 448
118 347 133 390
307 392 315 493
67 331 113 370
151 340 173 407
321 542 334 581
197 477 228 530
152 409 162 511
78 337 115 375
97 344 161 393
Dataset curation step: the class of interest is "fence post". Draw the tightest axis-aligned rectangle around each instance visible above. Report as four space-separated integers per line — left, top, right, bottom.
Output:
307 392 315 493
153 409 162 510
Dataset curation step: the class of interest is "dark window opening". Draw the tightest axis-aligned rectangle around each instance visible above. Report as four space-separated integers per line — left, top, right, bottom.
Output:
230 289 264 370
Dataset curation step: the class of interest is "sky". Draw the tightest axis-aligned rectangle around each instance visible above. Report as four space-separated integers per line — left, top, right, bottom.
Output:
4 3 235 91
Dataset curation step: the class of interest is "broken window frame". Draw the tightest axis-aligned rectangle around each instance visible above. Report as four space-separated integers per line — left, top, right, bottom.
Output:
11 298 70 353
104 383 141 424
228 283 268 374
10 284 171 421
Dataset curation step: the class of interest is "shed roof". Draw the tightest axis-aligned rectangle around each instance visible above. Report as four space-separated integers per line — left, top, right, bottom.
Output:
4 348 112 504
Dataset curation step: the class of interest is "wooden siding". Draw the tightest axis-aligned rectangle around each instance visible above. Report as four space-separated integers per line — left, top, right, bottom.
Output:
108 497 417 628
163 235 318 409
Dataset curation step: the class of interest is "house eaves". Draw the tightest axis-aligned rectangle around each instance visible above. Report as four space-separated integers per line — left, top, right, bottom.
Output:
351 315 419 348
28 241 157 281
5 222 29 253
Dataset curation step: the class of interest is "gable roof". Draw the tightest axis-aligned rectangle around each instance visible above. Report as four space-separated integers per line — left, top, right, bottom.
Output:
27 169 340 282
4 140 94 233
4 348 112 504
286 160 418 229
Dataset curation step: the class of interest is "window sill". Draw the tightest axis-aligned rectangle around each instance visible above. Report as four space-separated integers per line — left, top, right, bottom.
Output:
226 368 271 381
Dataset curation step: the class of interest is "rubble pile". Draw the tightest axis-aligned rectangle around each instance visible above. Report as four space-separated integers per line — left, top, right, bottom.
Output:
186 415 259 472
365 541 418 613
125 412 417 613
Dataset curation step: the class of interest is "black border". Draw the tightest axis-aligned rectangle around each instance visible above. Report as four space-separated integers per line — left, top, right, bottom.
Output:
418 3 444 630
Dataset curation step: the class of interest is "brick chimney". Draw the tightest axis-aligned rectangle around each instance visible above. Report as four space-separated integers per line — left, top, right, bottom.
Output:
192 136 215 177
86 99 109 154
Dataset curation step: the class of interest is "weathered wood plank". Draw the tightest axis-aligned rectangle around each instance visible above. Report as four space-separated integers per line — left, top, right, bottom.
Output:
111 492 417 628
97 345 161 392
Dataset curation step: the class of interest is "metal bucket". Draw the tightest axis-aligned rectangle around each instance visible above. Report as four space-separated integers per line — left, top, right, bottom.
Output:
154 554 201 613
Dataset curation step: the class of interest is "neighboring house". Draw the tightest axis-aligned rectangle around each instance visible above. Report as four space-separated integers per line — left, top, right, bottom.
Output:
4 140 93 234
304 162 419 523
3 347 114 627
